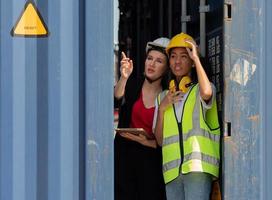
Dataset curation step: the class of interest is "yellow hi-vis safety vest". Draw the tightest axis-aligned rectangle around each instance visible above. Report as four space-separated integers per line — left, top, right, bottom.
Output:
158 84 220 184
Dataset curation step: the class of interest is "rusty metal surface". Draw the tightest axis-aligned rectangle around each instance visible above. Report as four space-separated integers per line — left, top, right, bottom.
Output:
223 0 271 199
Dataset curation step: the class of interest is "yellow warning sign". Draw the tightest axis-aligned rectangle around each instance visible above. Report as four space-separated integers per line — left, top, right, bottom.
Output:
11 1 49 37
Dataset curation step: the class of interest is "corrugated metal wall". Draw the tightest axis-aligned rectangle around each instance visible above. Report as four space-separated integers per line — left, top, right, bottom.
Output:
85 0 114 199
263 1 272 199
2 0 272 199
0 0 113 200
223 0 272 199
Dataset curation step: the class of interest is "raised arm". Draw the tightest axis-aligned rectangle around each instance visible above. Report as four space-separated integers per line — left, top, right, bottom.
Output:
185 40 212 101
114 52 134 99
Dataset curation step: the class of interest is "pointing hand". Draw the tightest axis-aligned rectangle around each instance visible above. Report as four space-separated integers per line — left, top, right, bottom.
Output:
120 51 133 79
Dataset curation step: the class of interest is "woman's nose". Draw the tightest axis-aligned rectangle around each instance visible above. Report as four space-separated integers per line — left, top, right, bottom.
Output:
175 56 181 64
150 60 155 67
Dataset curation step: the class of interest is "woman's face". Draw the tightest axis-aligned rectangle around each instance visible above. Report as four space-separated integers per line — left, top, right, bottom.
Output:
144 50 168 81
169 47 193 81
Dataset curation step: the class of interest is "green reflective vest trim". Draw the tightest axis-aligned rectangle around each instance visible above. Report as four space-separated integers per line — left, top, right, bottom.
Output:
158 84 220 184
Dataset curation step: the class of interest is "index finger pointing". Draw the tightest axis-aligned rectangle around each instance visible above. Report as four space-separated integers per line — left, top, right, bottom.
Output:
121 51 127 59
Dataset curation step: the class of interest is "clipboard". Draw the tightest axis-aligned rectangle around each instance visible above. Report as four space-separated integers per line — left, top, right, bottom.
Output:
115 128 155 139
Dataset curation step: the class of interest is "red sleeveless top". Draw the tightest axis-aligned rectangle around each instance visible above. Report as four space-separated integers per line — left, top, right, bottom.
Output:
130 91 155 135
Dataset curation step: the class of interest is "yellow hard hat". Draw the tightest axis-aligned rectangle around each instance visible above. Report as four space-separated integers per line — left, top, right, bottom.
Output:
166 32 195 56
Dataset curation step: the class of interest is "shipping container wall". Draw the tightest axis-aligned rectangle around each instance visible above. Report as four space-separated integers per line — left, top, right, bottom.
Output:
0 0 114 200
85 0 114 199
263 1 272 199
223 0 272 199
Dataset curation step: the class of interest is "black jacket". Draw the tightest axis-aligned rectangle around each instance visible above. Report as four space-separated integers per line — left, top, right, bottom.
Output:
114 76 144 128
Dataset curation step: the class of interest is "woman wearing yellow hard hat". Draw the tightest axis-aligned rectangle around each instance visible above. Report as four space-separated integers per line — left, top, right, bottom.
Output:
153 32 221 200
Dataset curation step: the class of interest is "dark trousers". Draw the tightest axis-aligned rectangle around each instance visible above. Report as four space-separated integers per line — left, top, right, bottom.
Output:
114 135 166 200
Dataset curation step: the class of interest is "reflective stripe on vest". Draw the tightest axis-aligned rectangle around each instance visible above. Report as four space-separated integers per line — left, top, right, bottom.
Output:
164 128 220 144
160 84 220 184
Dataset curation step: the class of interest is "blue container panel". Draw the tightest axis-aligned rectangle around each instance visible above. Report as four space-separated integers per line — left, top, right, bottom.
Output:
223 0 272 199
0 0 114 200
85 0 114 199
263 1 272 199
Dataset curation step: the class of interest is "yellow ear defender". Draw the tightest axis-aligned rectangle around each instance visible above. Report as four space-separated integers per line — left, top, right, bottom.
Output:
169 79 177 93
178 76 192 93
169 76 193 93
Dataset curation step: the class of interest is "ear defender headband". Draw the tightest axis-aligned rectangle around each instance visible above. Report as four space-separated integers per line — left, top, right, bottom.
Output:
169 76 193 93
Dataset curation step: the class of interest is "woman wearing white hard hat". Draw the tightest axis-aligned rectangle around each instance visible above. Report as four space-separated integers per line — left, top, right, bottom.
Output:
114 37 169 200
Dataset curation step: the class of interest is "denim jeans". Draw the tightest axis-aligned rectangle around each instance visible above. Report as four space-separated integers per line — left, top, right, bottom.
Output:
165 172 212 200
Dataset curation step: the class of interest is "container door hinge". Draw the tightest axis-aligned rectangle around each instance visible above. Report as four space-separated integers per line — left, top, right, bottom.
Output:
181 15 191 23
224 3 232 20
224 122 231 137
199 5 210 13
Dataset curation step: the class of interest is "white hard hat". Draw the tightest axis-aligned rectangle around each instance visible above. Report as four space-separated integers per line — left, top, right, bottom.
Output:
146 37 170 53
